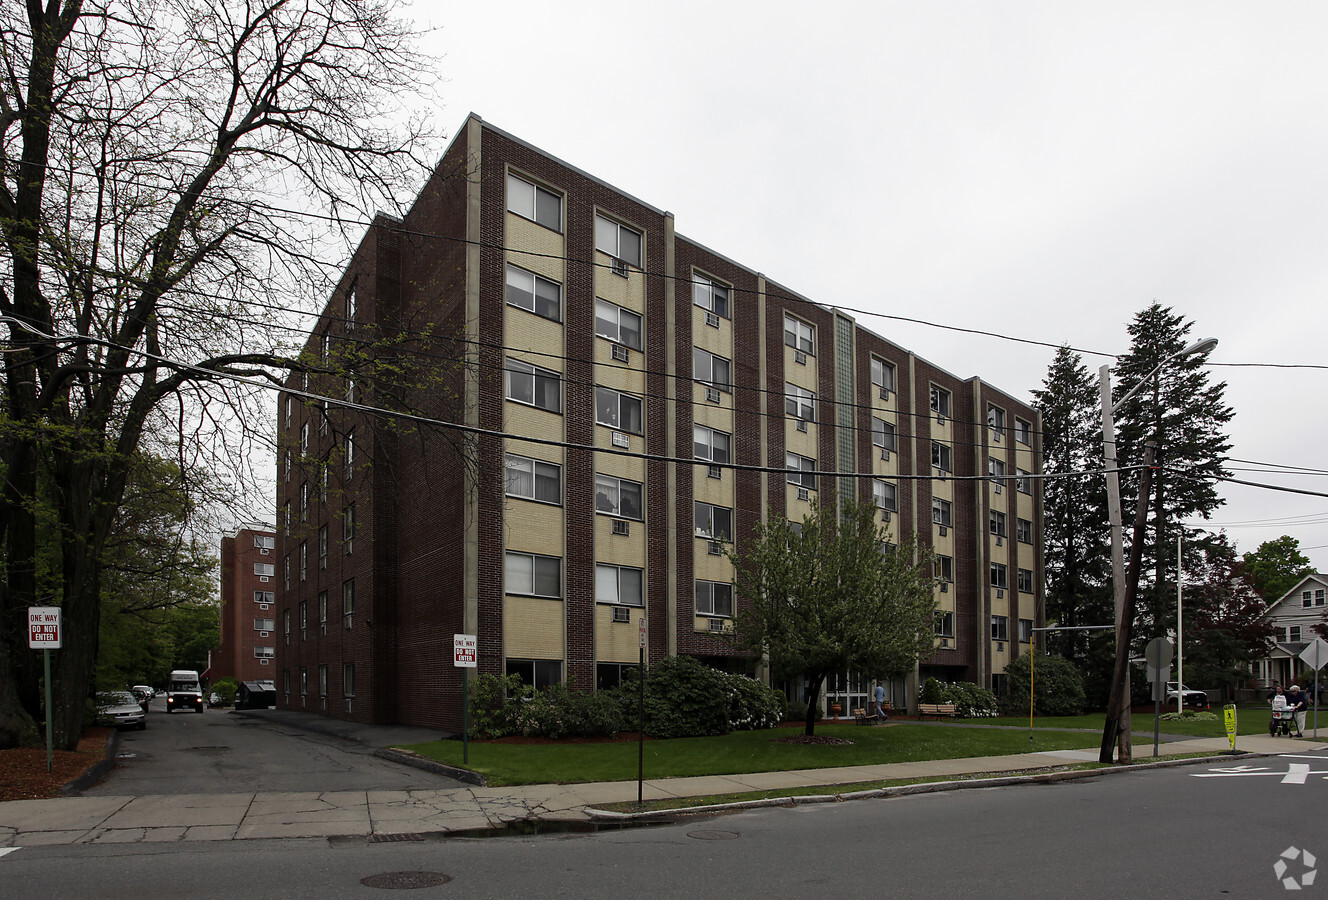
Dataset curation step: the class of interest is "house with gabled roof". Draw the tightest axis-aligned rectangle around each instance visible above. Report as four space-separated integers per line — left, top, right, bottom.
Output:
1253 573 1328 688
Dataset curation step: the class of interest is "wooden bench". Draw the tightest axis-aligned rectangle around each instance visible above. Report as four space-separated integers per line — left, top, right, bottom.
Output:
918 702 959 719
852 703 892 724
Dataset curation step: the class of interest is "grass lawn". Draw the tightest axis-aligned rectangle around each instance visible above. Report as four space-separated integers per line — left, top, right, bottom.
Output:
398 723 1102 786
983 706 1279 737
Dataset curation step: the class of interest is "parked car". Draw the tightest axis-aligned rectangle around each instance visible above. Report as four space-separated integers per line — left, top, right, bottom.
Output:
96 690 147 730
1165 682 1208 709
130 685 154 710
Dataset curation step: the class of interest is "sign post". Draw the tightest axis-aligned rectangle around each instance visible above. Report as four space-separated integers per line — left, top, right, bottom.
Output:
1144 637 1173 757
28 607 61 773
1223 703 1238 753
637 618 646 805
453 634 477 763
1298 638 1328 739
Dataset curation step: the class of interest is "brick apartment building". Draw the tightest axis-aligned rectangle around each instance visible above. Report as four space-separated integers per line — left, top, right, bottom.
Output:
274 114 1043 730
213 526 280 684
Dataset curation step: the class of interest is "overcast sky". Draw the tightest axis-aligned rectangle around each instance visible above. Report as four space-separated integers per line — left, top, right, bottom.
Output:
406 0 1328 574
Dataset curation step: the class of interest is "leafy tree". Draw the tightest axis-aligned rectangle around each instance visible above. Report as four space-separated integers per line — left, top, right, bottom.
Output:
728 494 937 736
1032 345 1114 700
1180 533 1275 695
999 652 1087 716
0 0 441 748
1241 535 1316 604
1112 304 1233 641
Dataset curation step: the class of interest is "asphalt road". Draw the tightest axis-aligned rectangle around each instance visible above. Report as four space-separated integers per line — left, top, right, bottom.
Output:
11 749 1328 898
83 698 464 795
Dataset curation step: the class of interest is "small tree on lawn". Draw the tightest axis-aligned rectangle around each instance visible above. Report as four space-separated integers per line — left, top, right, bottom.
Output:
728 494 937 736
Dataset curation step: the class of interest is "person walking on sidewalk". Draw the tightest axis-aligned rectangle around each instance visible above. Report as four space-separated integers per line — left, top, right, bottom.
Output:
873 681 889 722
1288 685 1308 737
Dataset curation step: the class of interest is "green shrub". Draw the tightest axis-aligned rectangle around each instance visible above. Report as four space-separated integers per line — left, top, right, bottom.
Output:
784 699 823 723
631 656 729 739
936 681 999 717
468 674 626 740
211 677 239 707
999 653 1087 717
920 676 944 704
467 673 527 739
725 674 785 731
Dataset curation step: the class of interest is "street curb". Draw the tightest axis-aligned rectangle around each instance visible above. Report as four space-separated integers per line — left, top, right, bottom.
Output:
373 747 488 786
584 751 1263 820
62 729 120 796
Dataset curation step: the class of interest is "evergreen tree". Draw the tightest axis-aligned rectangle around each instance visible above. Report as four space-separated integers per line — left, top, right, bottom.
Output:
1031 346 1114 704
1181 532 1275 695
1112 304 1233 640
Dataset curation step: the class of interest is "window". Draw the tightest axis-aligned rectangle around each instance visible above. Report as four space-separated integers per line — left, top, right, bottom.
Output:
594 474 643 520
1318 589 1326 606
934 610 955 637
505 358 562 413
300 421 309 456
343 663 356 698
300 483 308 521
930 386 951 417
991 615 1009 642
1304 591 1313 608
786 452 816 490
318 399 328 435
505 265 562 321
319 665 329 700
344 428 355 478
785 383 815 421
596 663 639 691
1019 619 1034 643
934 555 954 582
300 667 307 698
505 551 562 598
1015 418 1032 445
873 480 897 512
343 504 355 555
1017 518 1033 544
693 348 731 392
318 591 328 633
696 580 734 617
254 617 274 632
784 316 814 354
255 561 274 577
255 646 276 659
989 457 1006 484
596 564 644 607
284 450 291 483
595 214 642 267
319 525 328 568
507 658 563 690
345 283 357 325
505 454 562 505
342 579 355 629
345 375 356 403
1018 568 1035 593
298 600 307 638
320 332 330 365
1016 469 1031 494
283 554 290 589
988 405 1006 439
872 357 896 395
255 534 275 551
932 498 952 527
1287 625 1302 642
283 609 291 645
255 590 275 604
320 464 328 502
692 274 729 318
299 542 307 581
694 502 733 541
594 298 642 349
283 501 291 535
990 510 1007 538
931 442 952 472
285 395 293 429
872 418 897 452
991 562 1008 590
594 387 642 434
693 425 731 464
507 173 562 231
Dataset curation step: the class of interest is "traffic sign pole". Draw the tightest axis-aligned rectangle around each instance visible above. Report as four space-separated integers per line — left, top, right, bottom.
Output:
28 608 61 772
44 649 53 773
453 634 477 765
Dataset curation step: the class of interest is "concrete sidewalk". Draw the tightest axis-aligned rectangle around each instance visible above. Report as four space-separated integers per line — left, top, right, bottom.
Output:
2 726 1322 848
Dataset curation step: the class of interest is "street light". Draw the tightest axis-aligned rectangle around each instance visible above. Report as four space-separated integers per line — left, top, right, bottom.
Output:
1098 337 1218 764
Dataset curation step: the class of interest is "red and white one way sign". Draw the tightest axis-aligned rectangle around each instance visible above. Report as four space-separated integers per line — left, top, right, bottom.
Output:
28 607 61 649
454 633 476 668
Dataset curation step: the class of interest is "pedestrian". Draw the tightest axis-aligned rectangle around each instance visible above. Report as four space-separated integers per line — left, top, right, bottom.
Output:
1268 681 1282 701
1288 684 1308 737
873 681 889 722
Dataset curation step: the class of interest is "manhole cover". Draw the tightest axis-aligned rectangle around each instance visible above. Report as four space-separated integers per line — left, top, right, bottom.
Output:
361 871 451 889
688 830 740 841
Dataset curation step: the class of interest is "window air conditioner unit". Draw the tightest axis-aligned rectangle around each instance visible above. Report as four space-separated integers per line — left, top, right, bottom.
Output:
996 641 1005 652
708 618 725 633
612 606 631 623
939 637 950 648
934 467 945 478
706 311 720 328
259 548 270 555
706 386 721 403
260 658 270 665
796 419 808 432
938 525 948 536
996 535 1003 546
612 519 630 536
880 448 890 461
260 631 270 638
996 588 1005 599
611 343 629 363
259 603 270 610
611 431 630 449
794 350 807 366
879 386 890 400
707 541 723 556
882 510 891 522
611 257 628 277
994 483 1003 494
993 432 1001 443
260 576 269 583
940 582 948 593
797 487 810 502
708 464 722 479
937 414 946 426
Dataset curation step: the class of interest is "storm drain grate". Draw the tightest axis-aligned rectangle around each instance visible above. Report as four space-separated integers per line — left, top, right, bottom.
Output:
368 832 428 843
361 871 451 889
